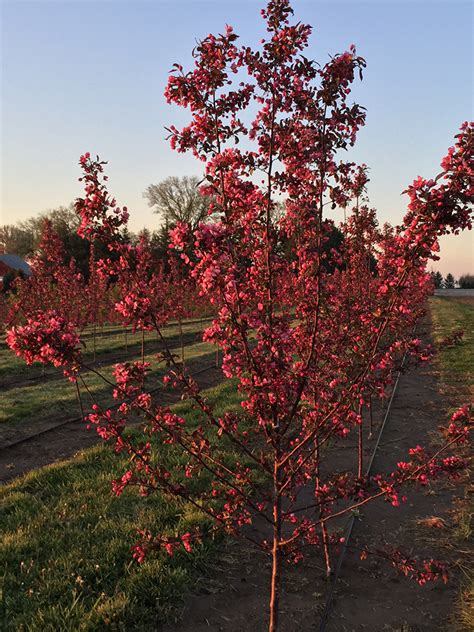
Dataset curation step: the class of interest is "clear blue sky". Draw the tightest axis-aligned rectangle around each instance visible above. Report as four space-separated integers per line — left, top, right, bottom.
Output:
1 0 473 276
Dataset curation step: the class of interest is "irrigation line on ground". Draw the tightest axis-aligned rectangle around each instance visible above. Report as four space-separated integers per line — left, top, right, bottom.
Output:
0 363 217 454
318 342 412 632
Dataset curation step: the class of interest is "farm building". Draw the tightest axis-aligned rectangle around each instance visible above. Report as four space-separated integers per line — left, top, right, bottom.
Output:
0 253 31 289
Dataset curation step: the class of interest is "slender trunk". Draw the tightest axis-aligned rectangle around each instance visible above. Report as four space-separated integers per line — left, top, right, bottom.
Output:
315 435 331 578
358 403 363 479
215 347 219 368
124 327 128 353
321 519 331 579
75 379 84 421
93 324 96 362
368 395 373 440
179 318 185 368
269 469 282 632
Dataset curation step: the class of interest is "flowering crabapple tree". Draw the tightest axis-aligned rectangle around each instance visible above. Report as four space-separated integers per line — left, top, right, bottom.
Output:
166 256 211 365
6 1 473 630
85 243 110 359
8 220 86 330
6 219 88 385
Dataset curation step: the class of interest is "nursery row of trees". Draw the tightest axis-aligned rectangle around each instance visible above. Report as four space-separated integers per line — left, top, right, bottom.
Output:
4 1 472 630
0 220 213 344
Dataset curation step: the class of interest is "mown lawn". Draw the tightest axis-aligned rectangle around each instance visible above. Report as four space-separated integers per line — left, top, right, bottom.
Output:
0 379 245 631
0 318 211 382
429 296 473 389
429 296 473 631
0 335 216 428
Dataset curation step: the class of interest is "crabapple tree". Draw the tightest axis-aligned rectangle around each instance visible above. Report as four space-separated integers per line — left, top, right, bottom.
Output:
6 2 473 630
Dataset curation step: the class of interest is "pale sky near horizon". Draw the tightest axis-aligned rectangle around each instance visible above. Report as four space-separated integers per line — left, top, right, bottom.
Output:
1 0 473 277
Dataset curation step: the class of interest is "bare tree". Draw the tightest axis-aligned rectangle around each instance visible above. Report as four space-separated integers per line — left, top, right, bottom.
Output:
144 175 213 229
0 224 35 257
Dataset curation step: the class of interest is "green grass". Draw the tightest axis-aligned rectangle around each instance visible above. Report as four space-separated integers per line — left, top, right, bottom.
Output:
429 296 473 631
0 318 210 382
429 296 473 389
0 379 244 631
0 337 216 428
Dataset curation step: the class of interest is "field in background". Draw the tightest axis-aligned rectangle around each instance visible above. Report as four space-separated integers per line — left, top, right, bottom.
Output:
0 318 216 430
429 295 473 391
429 295 473 631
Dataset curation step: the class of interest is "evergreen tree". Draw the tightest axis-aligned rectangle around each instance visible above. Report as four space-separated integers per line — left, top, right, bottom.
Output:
444 273 456 289
432 271 443 288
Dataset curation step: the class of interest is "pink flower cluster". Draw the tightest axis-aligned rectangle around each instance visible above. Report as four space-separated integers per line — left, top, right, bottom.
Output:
6 311 80 373
113 361 151 399
75 152 129 240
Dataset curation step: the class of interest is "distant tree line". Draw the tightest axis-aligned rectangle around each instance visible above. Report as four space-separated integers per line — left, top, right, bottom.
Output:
430 271 474 289
1 177 214 279
458 274 474 288
2 175 352 288
0 205 133 281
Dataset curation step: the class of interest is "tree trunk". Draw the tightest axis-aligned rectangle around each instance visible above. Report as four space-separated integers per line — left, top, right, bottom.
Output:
315 436 331 578
269 461 282 632
179 318 185 368
368 395 373 440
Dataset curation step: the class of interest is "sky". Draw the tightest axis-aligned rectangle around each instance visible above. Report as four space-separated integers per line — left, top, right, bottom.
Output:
1 0 473 277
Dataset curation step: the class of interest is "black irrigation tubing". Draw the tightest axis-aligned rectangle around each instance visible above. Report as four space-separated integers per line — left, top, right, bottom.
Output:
0 363 217 454
318 339 414 632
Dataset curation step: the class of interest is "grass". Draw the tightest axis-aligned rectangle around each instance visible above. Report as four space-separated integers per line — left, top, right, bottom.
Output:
428 296 473 631
0 379 244 631
429 296 473 390
0 318 211 382
0 336 216 428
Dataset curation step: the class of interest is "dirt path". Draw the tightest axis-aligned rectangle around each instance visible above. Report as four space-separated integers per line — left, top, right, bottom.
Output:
0 357 223 484
162 338 466 631
324 357 461 631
